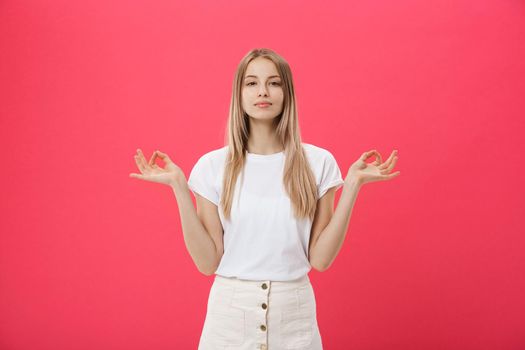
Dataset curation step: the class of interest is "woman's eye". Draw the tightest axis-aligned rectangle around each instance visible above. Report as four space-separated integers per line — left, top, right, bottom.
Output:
246 82 281 86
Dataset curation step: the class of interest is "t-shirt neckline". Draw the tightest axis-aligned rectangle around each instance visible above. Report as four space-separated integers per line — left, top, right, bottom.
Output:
246 150 285 161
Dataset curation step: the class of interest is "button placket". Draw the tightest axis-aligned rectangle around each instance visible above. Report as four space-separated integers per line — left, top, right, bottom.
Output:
257 281 270 348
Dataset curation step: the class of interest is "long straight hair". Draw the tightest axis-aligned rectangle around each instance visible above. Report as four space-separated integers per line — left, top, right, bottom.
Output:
220 48 318 221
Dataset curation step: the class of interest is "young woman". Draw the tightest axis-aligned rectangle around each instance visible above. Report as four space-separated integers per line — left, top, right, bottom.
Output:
130 48 400 349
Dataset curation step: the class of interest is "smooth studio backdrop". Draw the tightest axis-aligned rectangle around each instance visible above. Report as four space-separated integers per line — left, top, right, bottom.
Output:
1 0 524 349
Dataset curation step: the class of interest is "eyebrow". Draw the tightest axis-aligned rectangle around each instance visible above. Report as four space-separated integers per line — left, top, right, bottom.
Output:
244 75 281 79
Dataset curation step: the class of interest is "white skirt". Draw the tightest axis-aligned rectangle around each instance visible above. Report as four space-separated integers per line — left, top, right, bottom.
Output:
198 273 323 350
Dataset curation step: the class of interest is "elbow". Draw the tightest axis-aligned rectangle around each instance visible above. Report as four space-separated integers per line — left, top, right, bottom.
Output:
198 263 217 276
198 252 222 276
315 264 329 272
309 258 329 272
198 261 219 276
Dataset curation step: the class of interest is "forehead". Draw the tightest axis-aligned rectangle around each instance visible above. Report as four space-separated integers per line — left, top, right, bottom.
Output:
245 57 280 78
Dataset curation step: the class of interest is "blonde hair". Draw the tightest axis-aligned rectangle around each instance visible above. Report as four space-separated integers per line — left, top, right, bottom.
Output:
220 48 318 221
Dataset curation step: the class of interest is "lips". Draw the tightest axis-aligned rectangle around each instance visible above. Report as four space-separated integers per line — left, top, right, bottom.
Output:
255 100 272 105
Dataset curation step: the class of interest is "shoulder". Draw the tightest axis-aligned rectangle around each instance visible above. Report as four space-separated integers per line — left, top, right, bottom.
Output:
302 142 336 162
196 145 229 166
189 146 229 185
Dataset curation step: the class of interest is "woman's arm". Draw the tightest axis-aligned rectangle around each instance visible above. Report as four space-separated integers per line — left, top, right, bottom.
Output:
171 177 221 275
308 178 361 271
130 149 221 275
309 149 400 271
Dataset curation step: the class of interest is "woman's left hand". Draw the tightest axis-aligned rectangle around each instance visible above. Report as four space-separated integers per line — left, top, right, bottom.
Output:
346 149 401 186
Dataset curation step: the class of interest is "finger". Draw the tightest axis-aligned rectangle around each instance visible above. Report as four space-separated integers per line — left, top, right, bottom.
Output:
155 150 173 163
361 150 376 160
385 156 398 173
137 149 149 166
387 171 401 179
362 150 382 164
379 151 398 170
373 151 382 165
149 151 157 166
134 155 145 173
137 150 151 171
129 173 144 179
136 154 151 172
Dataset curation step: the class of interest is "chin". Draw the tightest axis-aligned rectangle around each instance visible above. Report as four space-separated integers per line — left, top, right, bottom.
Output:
253 113 279 120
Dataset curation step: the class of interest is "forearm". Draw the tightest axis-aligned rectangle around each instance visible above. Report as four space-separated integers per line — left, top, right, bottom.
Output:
170 178 219 275
311 178 362 271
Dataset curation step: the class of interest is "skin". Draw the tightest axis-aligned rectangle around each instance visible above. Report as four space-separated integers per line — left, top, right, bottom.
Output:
129 57 401 273
308 150 400 271
242 56 285 154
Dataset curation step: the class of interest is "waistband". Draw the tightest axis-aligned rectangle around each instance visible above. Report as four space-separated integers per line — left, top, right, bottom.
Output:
213 273 310 292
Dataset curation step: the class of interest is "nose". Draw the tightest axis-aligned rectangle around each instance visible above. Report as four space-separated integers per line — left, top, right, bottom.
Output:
258 84 269 97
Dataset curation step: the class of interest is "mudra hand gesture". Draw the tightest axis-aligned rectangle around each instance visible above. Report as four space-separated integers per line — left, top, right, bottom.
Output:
347 149 400 186
129 149 184 186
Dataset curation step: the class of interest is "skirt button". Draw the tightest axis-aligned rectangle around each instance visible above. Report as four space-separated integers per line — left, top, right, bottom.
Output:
261 303 267 309
260 325 267 331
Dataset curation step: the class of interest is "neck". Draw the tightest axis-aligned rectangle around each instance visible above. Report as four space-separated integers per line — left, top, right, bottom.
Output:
246 117 283 154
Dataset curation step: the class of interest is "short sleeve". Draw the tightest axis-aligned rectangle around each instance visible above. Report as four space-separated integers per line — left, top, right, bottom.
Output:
318 152 345 198
187 154 220 206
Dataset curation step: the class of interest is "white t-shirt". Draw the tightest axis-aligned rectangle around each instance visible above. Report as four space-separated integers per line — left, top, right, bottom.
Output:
187 143 345 281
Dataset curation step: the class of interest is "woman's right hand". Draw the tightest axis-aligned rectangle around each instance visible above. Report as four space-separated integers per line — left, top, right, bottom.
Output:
129 149 184 186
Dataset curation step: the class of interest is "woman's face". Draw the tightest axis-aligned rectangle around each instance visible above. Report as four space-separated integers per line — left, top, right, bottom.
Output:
241 57 284 121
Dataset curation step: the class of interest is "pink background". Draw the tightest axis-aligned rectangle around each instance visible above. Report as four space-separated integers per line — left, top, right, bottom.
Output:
1 0 524 349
